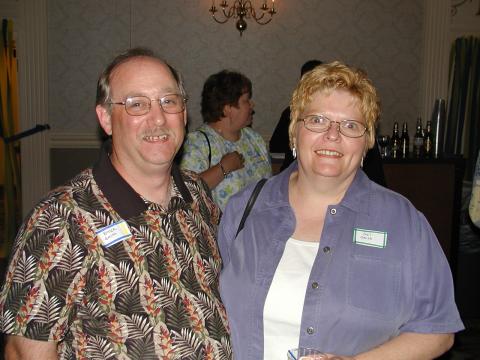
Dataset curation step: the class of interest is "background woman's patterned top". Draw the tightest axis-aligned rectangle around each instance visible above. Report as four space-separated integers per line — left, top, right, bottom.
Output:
180 125 272 210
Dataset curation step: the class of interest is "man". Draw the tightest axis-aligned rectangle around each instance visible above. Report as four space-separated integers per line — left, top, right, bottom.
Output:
0 48 231 359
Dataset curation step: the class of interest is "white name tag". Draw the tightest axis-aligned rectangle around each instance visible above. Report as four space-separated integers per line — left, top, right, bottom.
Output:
353 228 387 248
96 220 132 248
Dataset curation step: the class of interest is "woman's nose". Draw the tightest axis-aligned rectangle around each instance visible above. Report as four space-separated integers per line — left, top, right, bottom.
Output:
325 121 341 140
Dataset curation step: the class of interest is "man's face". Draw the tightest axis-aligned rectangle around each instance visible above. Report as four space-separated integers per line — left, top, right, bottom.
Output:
97 56 186 175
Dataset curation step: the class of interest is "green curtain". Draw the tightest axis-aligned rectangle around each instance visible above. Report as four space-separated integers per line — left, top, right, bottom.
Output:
446 36 480 180
0 19 21 258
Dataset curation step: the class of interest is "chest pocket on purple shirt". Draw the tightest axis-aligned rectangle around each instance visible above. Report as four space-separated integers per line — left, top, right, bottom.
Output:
347 254 401 320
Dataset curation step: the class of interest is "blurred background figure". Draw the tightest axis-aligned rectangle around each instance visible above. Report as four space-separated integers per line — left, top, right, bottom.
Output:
270 60 323 171
470 150 480 227
180 70 271 210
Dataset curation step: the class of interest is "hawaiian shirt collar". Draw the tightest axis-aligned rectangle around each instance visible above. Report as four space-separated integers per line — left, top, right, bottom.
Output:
92 139 192 219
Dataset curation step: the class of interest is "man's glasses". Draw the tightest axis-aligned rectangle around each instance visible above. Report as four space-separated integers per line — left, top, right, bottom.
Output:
108 94 187 116
300 114 367 138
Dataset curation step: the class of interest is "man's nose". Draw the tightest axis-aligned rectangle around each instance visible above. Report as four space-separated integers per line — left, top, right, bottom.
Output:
147 101 167 125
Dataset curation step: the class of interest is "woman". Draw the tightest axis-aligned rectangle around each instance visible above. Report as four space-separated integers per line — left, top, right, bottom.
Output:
217 62 464 359
180 70 272 210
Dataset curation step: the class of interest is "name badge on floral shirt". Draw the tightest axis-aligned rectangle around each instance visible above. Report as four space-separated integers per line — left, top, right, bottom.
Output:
96 220 132 247
353 228 387 248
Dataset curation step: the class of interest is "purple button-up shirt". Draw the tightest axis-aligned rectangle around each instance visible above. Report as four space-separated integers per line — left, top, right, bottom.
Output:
218 163 464 359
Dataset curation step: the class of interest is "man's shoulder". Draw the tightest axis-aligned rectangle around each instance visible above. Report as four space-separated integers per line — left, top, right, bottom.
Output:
30 169 95 212
180 168 202 184
178 168 211 197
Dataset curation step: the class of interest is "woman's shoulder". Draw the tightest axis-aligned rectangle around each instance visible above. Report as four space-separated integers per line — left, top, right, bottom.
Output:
241 127 266 141
367 180 423 220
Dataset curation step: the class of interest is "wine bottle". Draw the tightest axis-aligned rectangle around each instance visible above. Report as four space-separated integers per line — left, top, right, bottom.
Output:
391 122 401 159
413 117 424 158
400 122 409 158
424 121 434 158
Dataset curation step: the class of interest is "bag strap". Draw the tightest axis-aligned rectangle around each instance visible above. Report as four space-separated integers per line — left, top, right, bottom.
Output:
198 130 211 167
235 178 267 238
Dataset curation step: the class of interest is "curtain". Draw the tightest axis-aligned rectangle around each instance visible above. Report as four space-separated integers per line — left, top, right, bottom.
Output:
0 19 21 257
445 36 480 180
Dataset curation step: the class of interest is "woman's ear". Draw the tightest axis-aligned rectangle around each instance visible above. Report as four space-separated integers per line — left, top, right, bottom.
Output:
222 104 231 119
96 105 112 136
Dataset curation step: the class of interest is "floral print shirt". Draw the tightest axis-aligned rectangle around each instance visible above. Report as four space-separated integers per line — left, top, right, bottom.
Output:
0 143 231 360
180 125 272 210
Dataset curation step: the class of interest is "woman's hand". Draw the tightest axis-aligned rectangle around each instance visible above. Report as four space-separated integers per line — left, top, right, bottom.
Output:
221 151 245 173
199 151 245 189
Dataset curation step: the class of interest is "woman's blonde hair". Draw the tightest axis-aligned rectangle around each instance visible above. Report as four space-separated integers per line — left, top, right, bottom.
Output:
288 61 380 149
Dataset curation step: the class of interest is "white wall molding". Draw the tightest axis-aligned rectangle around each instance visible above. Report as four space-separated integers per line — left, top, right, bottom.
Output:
420 0 450 122
17 0 50 216
49 132 103 149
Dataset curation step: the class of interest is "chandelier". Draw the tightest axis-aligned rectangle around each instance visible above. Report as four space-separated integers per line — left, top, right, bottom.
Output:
209 0 277 36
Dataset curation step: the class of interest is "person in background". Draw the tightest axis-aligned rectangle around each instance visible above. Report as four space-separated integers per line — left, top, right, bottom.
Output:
218 61 463 359
270 60 323 171
470 149 480 227
0 48 231 359
180 70 271 210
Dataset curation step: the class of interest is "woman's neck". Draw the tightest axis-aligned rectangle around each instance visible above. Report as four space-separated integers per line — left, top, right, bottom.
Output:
208 120 241 142
290 170 351 207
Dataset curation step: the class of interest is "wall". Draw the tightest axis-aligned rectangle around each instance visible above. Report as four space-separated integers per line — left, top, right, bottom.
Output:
47 0 423 142
1 0 479 211
451 0 480 40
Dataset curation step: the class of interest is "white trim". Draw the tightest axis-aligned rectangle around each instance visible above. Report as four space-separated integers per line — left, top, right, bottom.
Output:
420 0 450 123
18 0 50 217
49 132 103 149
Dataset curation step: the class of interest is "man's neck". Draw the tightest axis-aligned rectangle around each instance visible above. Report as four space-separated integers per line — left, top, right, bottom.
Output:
110 154 173 207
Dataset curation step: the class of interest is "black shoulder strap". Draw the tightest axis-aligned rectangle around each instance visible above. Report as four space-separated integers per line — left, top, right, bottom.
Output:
198 130 211 167
235 178 267 238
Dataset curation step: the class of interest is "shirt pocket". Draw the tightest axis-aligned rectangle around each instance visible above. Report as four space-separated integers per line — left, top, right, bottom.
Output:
346 254 401 320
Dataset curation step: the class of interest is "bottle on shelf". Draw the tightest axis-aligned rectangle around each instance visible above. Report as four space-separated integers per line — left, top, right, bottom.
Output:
424 120 434 158
400 122 410 159
413 117 424 158
391 122 401 159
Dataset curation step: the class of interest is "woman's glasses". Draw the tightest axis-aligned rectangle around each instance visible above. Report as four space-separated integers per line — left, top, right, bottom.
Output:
300 114 367 138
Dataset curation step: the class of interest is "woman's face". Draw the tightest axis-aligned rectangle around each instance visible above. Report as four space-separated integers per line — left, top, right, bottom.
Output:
227 92 254 129
294 89 367 183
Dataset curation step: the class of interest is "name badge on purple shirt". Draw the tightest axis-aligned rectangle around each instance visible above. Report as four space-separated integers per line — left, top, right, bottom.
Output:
353 228 387 248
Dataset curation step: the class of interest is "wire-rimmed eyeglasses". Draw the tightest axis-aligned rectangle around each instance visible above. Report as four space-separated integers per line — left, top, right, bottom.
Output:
108 94 187 116
300 114 367 138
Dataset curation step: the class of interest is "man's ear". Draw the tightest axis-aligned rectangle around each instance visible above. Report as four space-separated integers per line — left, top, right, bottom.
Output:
96 105 112 136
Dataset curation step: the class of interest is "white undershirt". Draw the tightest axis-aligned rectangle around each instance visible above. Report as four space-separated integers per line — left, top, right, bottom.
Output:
263 237 319 360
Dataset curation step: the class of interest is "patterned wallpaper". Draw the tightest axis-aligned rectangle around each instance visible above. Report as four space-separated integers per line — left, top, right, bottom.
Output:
47 0 423 140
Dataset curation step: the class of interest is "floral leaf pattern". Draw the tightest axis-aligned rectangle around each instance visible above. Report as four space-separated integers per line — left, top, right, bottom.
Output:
12 251 36 284
0 168 230 358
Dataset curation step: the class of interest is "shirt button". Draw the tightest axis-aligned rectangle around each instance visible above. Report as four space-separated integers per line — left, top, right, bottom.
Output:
323 246 331 254
311 282 319 289
330 208 337 215
307 327 315 335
